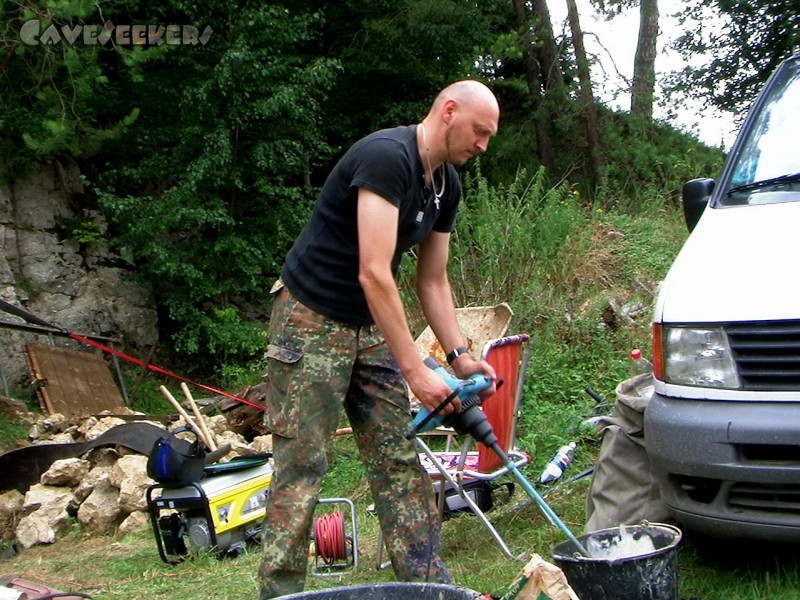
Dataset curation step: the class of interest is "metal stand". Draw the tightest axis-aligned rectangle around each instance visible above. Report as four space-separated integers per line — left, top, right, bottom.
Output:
311 497 359 576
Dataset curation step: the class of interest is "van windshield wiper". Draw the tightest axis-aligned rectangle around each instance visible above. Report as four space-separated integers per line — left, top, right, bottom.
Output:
727 172 800 196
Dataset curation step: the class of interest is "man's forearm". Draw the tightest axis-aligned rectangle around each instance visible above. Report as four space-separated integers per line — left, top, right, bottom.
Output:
417 275 466 361
360 268 425 377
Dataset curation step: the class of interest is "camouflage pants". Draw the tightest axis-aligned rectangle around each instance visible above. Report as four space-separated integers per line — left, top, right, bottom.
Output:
258 285 450 599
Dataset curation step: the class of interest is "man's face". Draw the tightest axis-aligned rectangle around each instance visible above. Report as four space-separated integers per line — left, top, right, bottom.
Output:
444 102 499 166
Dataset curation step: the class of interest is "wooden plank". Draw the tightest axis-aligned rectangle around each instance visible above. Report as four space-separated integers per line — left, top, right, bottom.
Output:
26 343 126 418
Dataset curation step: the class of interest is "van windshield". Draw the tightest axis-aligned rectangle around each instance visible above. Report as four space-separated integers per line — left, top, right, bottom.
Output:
724 58 800 206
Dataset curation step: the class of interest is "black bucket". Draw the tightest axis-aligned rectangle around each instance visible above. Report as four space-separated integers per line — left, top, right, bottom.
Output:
551 522 682 600
274 582 483 599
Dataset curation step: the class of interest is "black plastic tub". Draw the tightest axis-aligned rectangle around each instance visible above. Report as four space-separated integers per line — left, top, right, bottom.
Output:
274 583 484 599
552 522 682 600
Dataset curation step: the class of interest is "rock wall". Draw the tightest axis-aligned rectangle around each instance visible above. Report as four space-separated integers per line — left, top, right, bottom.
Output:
0 161 158 394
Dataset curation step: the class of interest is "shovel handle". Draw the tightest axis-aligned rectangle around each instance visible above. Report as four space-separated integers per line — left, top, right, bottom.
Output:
159 385 212 450
180 382 217 451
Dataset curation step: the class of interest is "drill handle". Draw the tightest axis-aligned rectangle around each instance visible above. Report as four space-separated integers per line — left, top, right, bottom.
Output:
406 357 494 439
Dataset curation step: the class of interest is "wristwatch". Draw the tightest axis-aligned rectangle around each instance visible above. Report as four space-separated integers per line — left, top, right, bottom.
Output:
446 346 470 365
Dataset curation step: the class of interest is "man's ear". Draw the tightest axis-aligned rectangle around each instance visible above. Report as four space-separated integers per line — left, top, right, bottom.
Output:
442 99 457 124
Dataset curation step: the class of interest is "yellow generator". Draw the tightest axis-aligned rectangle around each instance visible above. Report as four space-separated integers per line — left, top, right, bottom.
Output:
147 456 273 564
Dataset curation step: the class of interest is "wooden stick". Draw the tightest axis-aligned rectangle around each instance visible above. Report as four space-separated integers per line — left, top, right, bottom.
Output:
180 381 217 451
159 385 211 449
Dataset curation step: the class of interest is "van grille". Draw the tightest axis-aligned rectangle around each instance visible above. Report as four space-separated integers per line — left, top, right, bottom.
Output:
727 321 800 391
728 483 800 514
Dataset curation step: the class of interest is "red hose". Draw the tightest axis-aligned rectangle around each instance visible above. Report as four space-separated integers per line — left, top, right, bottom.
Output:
314 511 347 564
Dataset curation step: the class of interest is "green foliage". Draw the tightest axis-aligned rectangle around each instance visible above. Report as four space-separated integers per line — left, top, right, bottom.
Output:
64 218 103 244
89 3 340 365
317 0 504 143
594 109 727 208
449 165 577 310
1 0 724 378
421 164 688 477
217 358 265 394
0 1 140 173
1 191 797 598
668 0 800 115
0 416 29 451
2 3 798 595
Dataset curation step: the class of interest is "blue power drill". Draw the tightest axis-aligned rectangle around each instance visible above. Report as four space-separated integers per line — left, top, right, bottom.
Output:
406 356 495 439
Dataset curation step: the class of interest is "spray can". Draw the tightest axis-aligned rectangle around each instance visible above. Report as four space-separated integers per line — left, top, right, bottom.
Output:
539 441 577 484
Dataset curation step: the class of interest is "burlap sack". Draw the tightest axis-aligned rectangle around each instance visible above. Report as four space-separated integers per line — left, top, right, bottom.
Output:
584 373 673 532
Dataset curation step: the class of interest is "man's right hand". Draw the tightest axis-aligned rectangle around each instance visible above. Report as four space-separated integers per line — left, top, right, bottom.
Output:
407 364 463 415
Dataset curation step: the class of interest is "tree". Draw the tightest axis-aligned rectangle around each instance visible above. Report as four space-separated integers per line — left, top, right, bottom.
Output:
631 0 659 119
512 0 553 168
566 0 604 189
510 0 572 170
590 0 659 121
305 0 501 154
0 1 138 173
2 0 505 369
90 1 340 361
669 0 800 116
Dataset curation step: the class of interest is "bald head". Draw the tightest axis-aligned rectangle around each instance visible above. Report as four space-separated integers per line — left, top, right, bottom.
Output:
431 80 500 120
421 80 499 167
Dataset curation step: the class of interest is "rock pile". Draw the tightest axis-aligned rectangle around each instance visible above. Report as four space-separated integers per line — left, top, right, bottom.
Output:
0 407 272 549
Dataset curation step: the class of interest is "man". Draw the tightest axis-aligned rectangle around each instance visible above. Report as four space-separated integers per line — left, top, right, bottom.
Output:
258 80 500 599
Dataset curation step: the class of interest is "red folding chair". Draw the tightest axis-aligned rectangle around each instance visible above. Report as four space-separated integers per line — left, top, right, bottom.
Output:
415 334 531 559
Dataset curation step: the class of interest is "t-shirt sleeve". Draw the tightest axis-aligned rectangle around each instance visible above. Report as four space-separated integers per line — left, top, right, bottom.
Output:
349 137 412 208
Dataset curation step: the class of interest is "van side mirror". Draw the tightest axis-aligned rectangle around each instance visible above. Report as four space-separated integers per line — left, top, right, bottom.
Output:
682 178 715 232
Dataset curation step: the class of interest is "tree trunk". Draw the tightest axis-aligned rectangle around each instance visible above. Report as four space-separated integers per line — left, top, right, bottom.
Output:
631 0 659 119
530 0 562 97
566 0 604 190
512 0 552 169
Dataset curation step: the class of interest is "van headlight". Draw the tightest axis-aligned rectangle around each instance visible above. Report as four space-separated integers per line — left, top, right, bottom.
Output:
662 326 741 389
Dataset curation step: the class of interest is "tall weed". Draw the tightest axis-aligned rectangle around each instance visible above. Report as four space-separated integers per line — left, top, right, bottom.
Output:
448 165 579 321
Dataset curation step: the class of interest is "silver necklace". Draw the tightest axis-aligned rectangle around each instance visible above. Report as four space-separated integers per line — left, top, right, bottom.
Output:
419 123 445 206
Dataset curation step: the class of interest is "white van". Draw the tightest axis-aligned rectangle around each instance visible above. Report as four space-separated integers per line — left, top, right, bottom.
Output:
645 53 800 542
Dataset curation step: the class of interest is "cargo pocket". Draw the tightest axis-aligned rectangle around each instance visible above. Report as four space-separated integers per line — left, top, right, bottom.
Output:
263 343 303 438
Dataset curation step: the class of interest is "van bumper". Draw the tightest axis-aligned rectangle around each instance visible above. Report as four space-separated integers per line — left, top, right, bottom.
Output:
645 392 800 542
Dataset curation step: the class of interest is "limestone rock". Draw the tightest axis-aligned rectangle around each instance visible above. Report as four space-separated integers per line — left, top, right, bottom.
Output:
17 485 75 548
75 464 112 504
208 415 229 435
110 455 153 513
41 457 91 486
119 510 150 535
82 417 128 441
77 482 123 534
216 430 254 458
251 435 273 455
23 483 75 512
0 162 158 392
2 400 273 547
41 412 69 434
48 432 77 445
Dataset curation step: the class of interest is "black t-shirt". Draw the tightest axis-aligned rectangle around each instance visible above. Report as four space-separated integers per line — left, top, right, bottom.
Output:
281 125 462 325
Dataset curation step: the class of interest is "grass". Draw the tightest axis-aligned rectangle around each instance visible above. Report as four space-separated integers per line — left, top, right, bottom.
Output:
4 430 800 599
